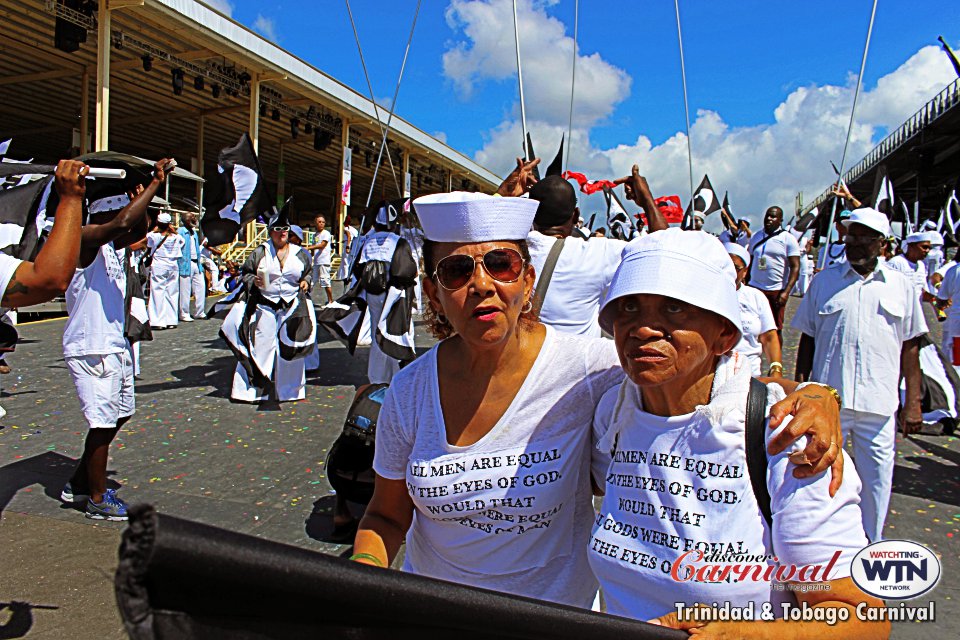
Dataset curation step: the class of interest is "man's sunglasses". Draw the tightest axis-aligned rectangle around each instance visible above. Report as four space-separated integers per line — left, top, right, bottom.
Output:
433 248 525 291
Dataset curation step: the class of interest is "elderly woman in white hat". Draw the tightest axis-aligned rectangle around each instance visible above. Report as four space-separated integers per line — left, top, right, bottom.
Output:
351 192 847 609
725 242 783 377
147 211 185 329
589 229 886 637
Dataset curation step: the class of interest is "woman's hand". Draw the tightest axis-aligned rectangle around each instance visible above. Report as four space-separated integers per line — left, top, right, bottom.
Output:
299 280 309 292
254 275 265 288
768 385 843 496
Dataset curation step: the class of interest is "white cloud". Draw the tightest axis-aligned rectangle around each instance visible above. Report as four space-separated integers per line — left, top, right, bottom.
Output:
253 14 279 42
450 3 957 229
432 131 449 144
203 0 233 16
443 0 630 127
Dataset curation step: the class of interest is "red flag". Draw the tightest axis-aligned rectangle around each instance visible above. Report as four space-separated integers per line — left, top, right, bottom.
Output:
655 195 684 223
562 170 618 195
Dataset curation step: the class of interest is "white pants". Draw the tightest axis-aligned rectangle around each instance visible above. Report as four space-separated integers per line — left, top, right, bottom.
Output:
149 259 179 327
179 263 206 318
231 304 306 402
202 257 221 291
840 408 895 542
131 341 140 377
365 292 399 384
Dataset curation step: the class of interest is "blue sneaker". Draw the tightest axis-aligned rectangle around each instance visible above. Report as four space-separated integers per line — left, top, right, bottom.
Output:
61 480 90 503
85 489 129 521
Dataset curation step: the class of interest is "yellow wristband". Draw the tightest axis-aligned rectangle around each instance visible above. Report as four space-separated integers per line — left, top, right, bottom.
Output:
350 552 385 567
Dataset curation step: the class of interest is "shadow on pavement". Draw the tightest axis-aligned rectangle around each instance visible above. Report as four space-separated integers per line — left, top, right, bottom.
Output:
892 436 960 507
0 451 117 516
134 355 236 398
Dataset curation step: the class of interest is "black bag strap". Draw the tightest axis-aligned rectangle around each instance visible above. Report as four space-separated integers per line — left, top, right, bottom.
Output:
751 228 784 253
532 237 565 314
745 377 772 527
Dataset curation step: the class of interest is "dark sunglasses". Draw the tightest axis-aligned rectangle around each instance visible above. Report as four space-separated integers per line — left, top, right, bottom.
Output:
433 248 525 291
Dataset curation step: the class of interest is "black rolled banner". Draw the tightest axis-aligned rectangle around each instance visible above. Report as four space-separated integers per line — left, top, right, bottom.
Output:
115 505 684 640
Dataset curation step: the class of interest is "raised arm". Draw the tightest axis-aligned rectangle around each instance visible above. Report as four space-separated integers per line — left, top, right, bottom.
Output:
78 158 173 267
615 164 668 232
496 157 540 197
1 160 87 308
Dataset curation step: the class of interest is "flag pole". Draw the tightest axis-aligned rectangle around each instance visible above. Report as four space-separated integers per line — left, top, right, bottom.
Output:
821 0 878 267
564 0 579 171
513 0 531 160
365 0 422 208
674 0 695 227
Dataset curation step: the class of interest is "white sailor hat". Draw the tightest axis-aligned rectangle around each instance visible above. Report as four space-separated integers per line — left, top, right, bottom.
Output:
842 207 890 238
157 212 172 224
903 231 927 245
599 228 741 340
88 194 130 215
924 230 944 246
724 241 750 267
412 192 538 243
693 211 706 221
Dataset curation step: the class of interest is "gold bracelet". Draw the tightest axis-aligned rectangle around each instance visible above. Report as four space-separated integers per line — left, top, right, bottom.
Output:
349 552 385 567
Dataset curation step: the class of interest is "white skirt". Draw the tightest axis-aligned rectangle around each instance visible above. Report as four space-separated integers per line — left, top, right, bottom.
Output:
231 303 306 402
148 259 180 327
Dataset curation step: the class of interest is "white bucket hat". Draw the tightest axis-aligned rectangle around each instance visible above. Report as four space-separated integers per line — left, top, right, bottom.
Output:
599 228 741 340
413 192 538 242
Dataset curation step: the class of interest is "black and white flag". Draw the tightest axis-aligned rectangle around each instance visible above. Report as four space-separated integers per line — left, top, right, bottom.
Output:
202 133 275 246
682 175 721 229
873 169 896 218
0 176 54 261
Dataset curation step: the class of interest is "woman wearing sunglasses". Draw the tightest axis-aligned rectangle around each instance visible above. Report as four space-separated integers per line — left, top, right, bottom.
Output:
229 221 314 403
351 191 845 609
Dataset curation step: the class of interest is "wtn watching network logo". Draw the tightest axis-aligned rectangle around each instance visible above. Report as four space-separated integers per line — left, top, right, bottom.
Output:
851 540 942 599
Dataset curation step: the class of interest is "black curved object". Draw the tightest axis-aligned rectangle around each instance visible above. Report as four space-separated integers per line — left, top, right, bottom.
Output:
115 505 683 640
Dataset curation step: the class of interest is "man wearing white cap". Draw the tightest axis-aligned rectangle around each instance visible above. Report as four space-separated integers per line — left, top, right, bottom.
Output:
691 210 706 231
922 230 944 294
886 231 932 303
793 207 925 541
147 212 184 328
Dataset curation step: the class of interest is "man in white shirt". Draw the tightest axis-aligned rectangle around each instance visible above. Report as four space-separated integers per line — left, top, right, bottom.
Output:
520 168 667 337
306 213 333 306
793 208 925 541
886 232 933 302
61 158 173 521
747 206 800 345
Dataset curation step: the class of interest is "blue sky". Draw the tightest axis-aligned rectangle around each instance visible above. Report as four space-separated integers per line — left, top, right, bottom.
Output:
207 0 960 224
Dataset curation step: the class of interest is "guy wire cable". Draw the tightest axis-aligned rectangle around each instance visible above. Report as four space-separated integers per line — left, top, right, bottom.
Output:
513 0 531 160
365 0 422 208
344 0 402 201
564 0 579 171
821 0 879 267
674 0 695 224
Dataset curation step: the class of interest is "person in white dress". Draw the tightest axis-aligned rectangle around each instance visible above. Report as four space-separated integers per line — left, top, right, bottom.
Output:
229 223 314 402
725 242 782 377
147 212 184 328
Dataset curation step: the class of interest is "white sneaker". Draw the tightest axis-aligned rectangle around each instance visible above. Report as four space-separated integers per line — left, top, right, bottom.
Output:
180 316 194 322
194 313 206 320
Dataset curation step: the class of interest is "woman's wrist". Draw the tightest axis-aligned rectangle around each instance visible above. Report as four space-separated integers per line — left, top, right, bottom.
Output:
796 381 842 408
349 552 385 567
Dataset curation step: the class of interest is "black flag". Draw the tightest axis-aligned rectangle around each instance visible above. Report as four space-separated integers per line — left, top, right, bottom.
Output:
0 176 55 261
545 134 564 177
682 175 721 229
524 132 541 181
793 202 821 235
873 168 896 218
202 133 275 246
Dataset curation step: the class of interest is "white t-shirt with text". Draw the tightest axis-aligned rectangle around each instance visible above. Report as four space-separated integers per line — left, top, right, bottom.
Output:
588 355 866 621
373 327 623 607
